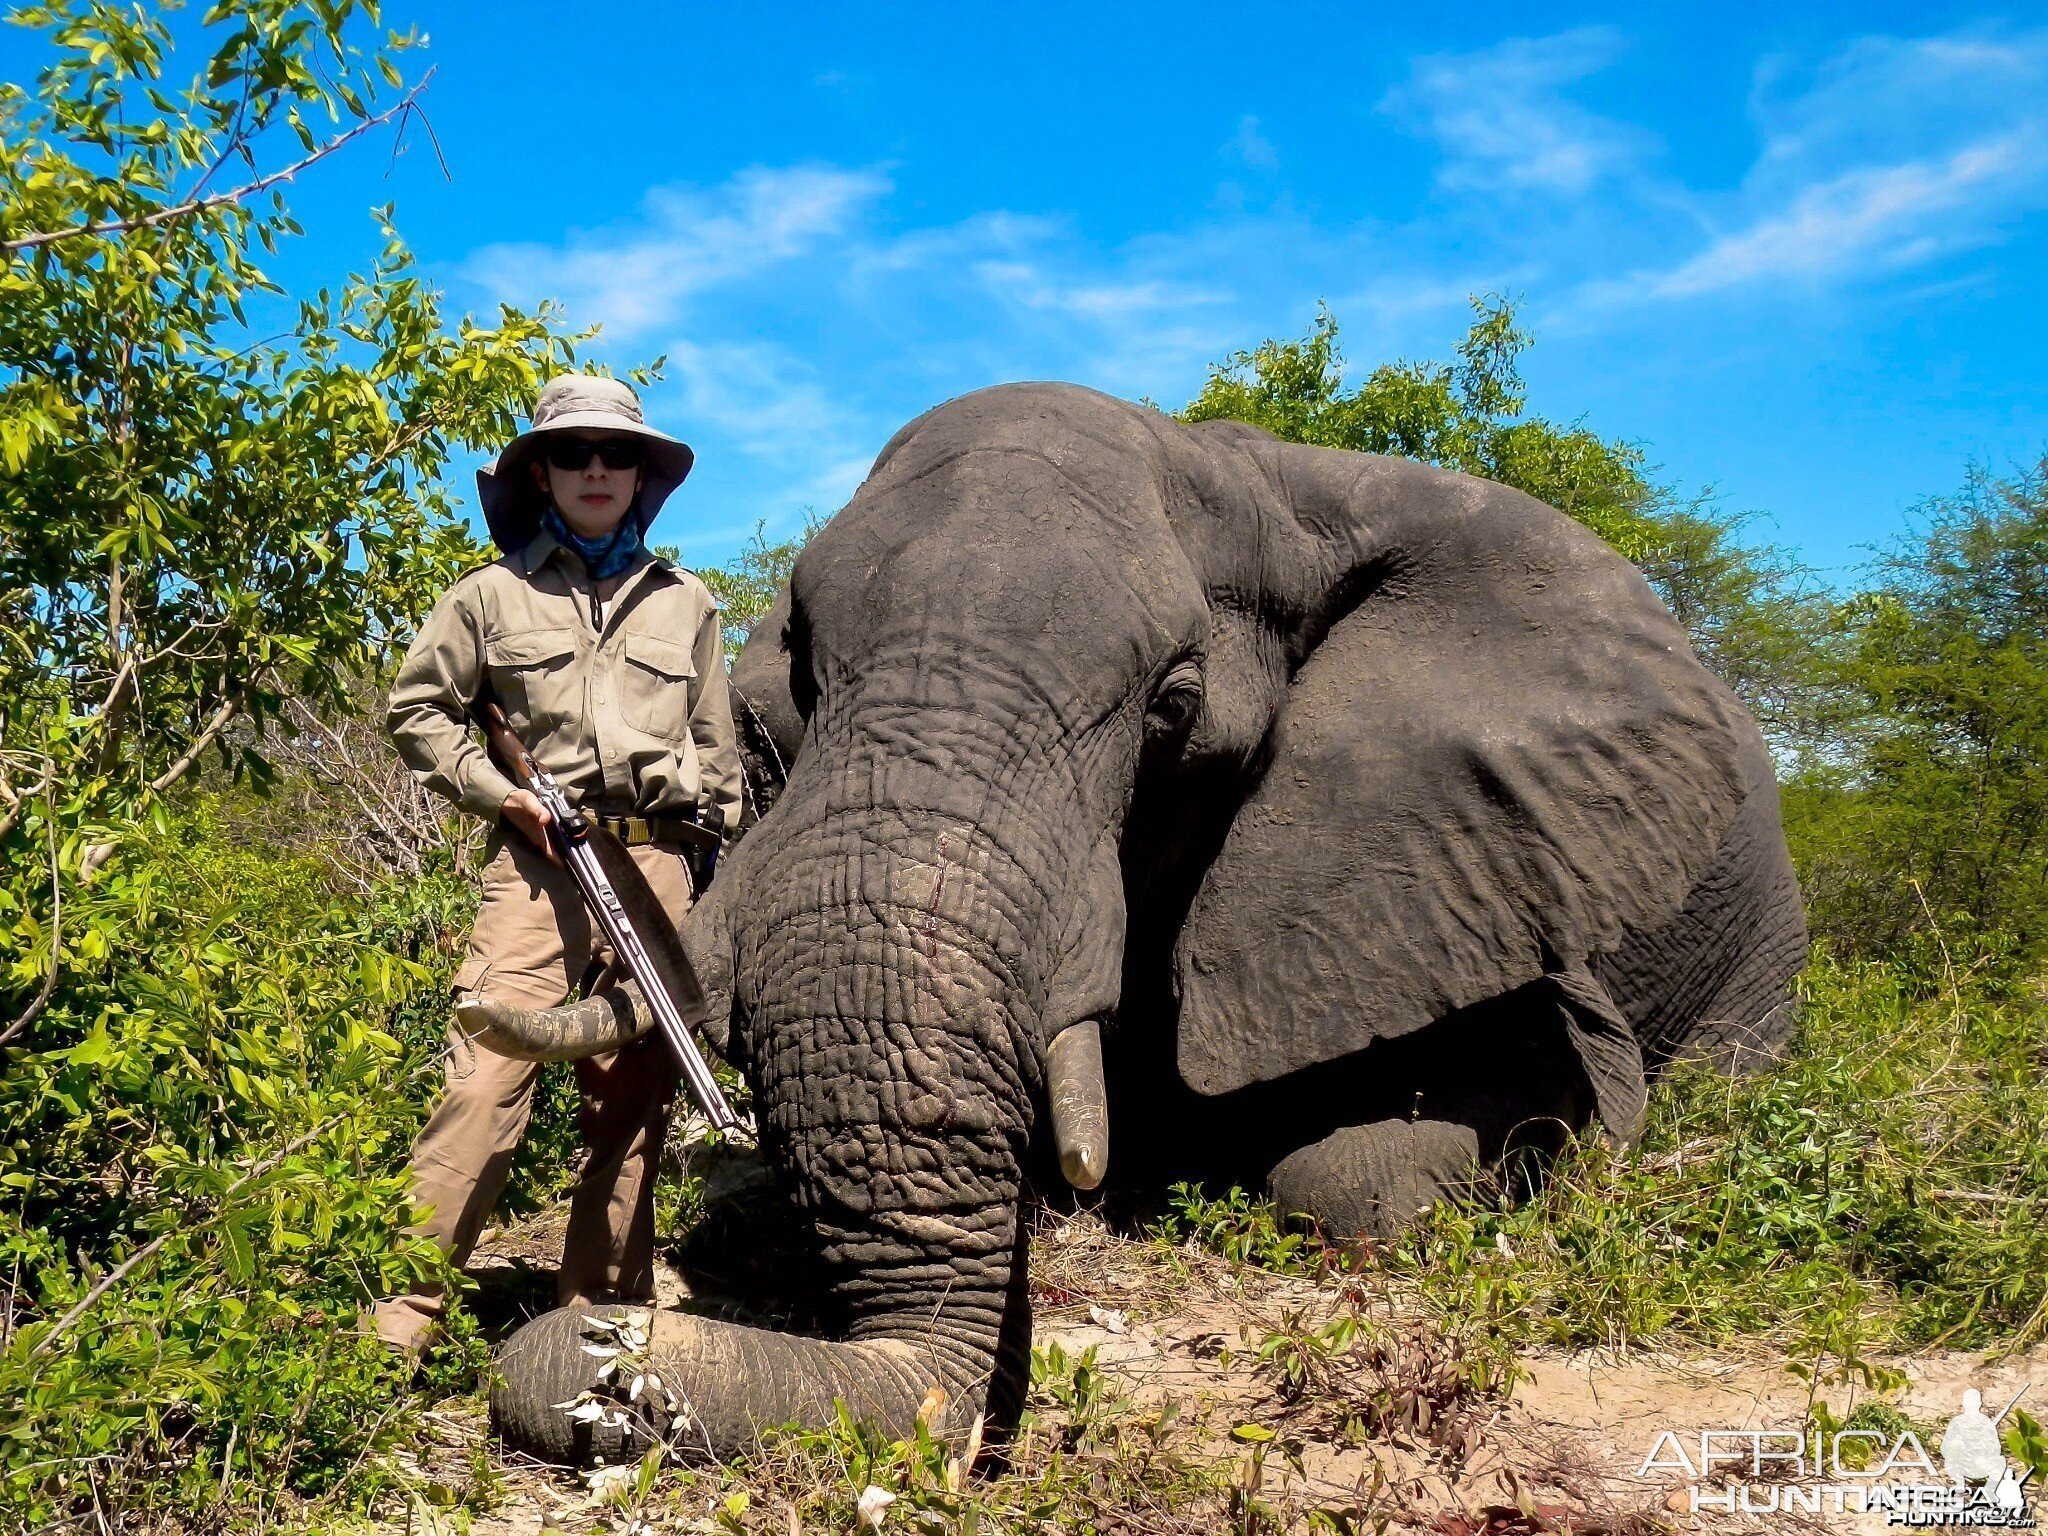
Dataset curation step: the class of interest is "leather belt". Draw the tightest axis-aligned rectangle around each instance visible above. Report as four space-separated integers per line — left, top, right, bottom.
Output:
592 813 721 853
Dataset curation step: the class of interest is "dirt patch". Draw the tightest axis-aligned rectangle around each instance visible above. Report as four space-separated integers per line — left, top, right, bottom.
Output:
360 1205 2047 1534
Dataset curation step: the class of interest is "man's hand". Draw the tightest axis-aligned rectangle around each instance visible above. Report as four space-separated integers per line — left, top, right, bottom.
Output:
499 788 559 861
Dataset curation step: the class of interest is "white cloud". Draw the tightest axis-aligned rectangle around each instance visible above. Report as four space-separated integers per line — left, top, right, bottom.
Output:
846 210 1063 281
439 27 2048 574
1225 114 1278 171
457 153 1493 446
1747 32 2048 178
1588 28 2048 307
644 337 895 552
1634 133 2037 299
840 206 1261 393
1380 27 1643 195
659 338 854 462
466 173 1265 491
436 131 1615 550
969 261 1227 324
462 164 892 341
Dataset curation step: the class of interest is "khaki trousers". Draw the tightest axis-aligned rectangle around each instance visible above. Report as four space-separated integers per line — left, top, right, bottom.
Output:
373 829 692 1350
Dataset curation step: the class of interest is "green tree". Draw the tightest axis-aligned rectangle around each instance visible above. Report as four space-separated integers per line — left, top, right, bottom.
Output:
1180 299 1842 757
0 0 573 860
1183 297 1661 560
688 512 826 662
1787 462 2048 972
0 1 579 1520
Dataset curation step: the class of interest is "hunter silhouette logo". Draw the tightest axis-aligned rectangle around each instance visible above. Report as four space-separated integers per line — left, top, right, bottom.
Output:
1638 1382 2038 1524
1941 1390 2032 1518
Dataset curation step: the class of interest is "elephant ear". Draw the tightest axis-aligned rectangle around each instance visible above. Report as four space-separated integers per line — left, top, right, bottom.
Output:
1174 445 1752 1099
728 585 804 826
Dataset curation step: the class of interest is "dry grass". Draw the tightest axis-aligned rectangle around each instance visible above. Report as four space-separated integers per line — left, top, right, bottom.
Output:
347 943 2048 1535
348 1208 1694 1536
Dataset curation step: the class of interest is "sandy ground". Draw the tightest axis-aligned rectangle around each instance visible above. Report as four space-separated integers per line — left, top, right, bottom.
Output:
360 1200 2048 1536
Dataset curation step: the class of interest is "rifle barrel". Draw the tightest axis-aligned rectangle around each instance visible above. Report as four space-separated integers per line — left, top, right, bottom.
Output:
563 838 739 1132
472 701 739 1131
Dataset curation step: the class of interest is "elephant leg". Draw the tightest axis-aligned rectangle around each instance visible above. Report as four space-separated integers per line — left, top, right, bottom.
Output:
1266 1118 1481 1243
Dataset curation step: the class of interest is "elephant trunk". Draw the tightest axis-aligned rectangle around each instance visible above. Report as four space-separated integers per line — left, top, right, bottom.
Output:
492 1218 1023 1461
486 716 1115 1464
491 838 1038 1462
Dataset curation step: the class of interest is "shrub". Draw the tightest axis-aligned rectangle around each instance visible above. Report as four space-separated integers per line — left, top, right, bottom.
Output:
0 801 459 1524
1383 952 2048 1357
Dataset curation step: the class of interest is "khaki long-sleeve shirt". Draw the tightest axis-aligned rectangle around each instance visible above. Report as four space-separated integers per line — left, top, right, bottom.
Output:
388 530 743 833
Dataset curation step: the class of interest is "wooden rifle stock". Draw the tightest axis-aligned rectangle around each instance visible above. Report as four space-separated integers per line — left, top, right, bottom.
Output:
477 701 543 795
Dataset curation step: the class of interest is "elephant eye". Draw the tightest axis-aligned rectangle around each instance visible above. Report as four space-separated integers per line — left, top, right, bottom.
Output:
1147 666 1204 733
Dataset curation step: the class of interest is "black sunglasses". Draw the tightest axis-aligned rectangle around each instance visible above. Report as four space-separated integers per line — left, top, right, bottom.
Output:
542 437 645 471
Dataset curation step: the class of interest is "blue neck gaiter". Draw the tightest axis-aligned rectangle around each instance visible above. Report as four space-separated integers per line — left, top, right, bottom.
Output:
540 501 651 581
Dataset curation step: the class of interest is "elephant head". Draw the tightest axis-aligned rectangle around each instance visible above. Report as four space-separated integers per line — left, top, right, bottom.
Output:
483 383 1803 1462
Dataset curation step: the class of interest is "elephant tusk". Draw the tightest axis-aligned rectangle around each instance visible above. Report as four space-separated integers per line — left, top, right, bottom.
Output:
453 982 656 1063
1046 1020 1109 1191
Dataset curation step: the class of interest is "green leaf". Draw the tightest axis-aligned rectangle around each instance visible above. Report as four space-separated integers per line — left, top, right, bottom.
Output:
68 1024 113 1066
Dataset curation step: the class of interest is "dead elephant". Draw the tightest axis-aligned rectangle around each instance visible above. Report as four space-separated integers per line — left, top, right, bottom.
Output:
474 383 1806 1462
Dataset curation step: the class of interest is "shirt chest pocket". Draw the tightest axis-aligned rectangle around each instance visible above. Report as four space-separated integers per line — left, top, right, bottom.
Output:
617 630 696 740
483 628 579 730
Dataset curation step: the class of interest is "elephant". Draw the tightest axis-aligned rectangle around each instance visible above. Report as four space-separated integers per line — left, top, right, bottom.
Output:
468 382 1807 1464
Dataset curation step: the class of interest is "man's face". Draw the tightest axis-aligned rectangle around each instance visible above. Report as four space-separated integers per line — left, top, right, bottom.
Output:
530 430 645 539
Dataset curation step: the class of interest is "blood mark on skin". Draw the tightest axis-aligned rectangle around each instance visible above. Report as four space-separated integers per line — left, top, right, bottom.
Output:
921 830 952 964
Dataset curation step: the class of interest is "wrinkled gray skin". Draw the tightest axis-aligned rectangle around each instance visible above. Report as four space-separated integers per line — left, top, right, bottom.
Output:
488 384 1806 1464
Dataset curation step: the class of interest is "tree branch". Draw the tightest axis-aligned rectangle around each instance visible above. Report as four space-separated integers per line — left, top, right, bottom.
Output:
354 409 448 481
90 654 136 777
0 755 54 844
140 616 230 668
182 46 259 208
78 692 243 878
2 74 434 255
149 694 240 794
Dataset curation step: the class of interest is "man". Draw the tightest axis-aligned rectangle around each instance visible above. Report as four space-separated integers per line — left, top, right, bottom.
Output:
373 374 742 1352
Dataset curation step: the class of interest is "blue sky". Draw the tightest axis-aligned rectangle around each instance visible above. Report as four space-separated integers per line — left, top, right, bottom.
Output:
17 2 2048 577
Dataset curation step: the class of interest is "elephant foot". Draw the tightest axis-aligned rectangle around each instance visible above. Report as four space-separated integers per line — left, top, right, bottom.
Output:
1267 1118 1481 1243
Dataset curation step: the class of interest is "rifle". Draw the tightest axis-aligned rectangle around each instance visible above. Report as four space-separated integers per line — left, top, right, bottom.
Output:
474 701 739 1133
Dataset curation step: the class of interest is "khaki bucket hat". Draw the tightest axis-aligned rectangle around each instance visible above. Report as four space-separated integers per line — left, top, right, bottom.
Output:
476 374 695 554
